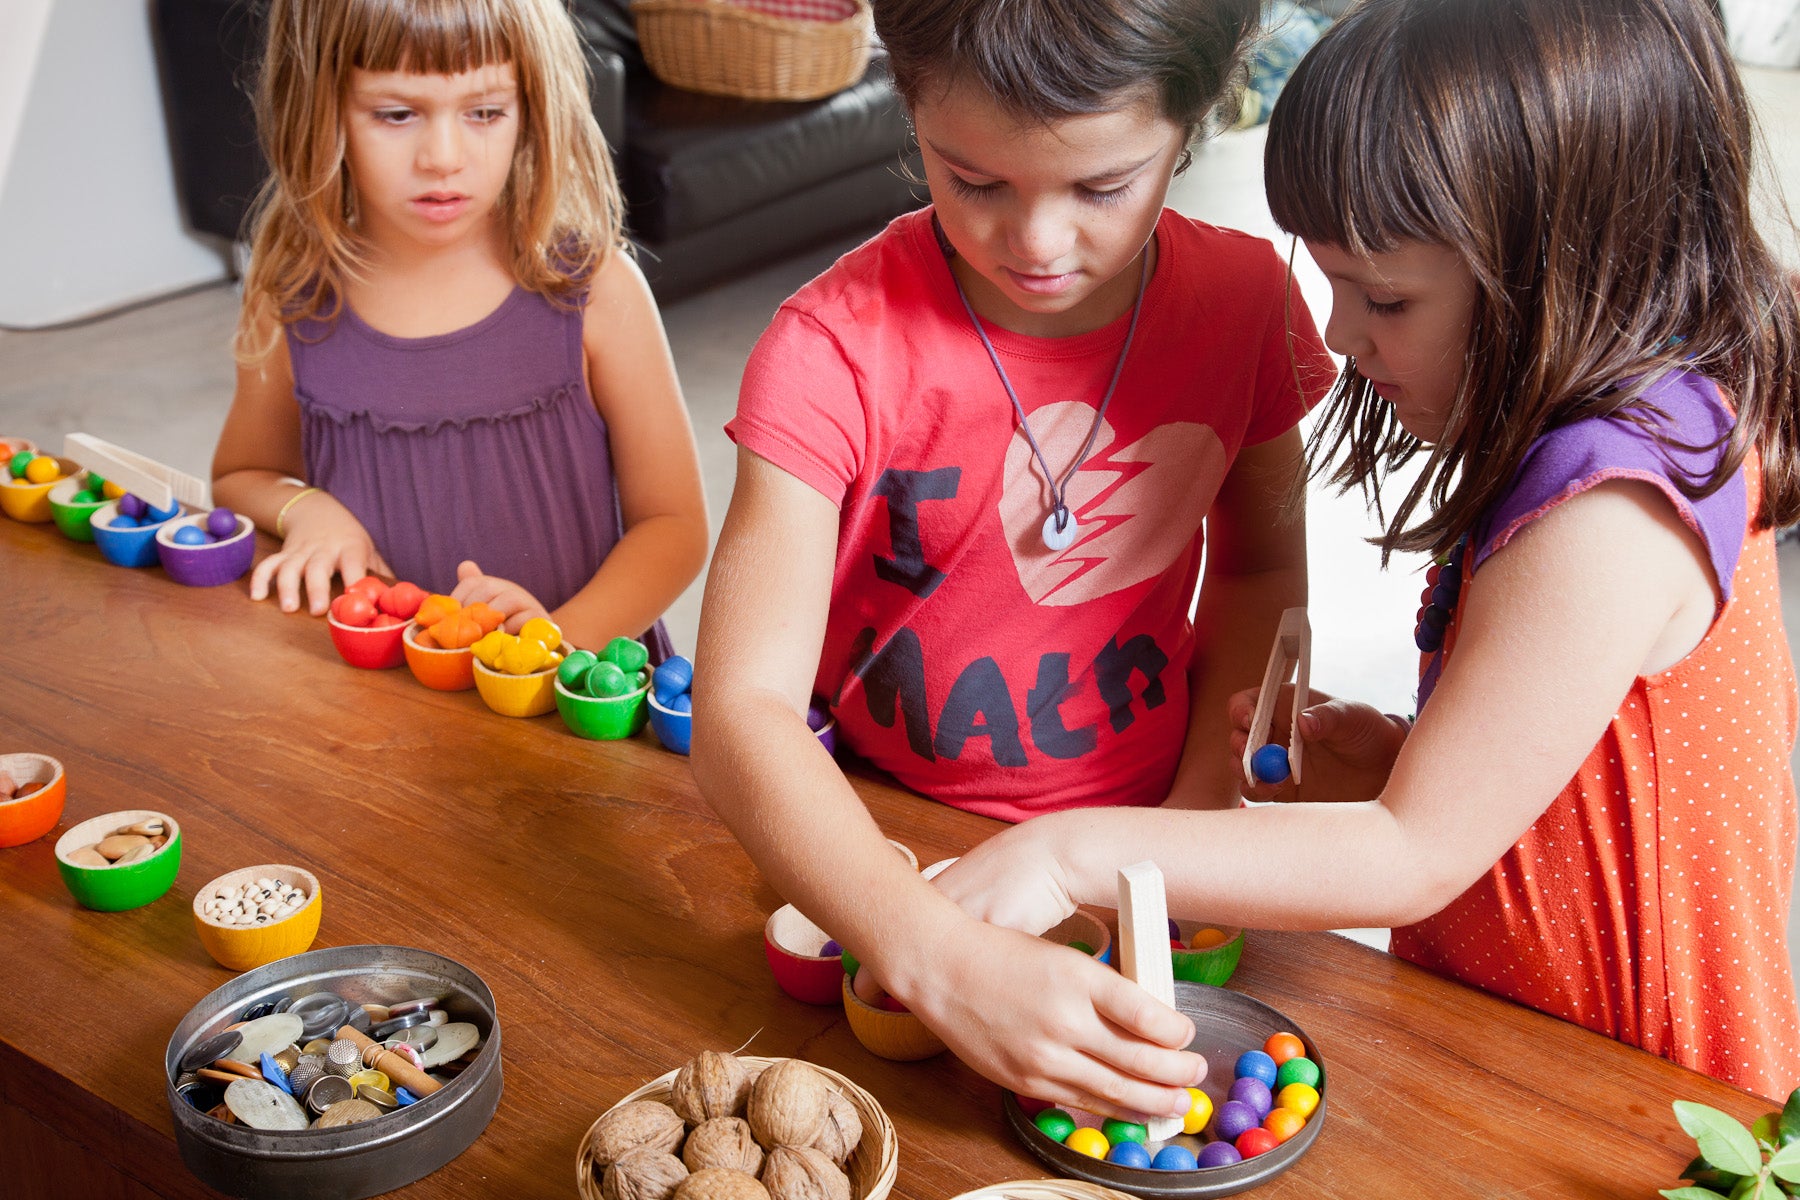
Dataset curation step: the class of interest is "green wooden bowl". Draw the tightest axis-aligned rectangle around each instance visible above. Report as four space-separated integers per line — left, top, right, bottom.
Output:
55 810 183 911
1171 922 1245 986
554 673 649 740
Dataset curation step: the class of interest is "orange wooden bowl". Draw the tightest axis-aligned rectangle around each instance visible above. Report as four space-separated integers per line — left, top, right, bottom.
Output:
1043 908 1111 961
403 622 476 691
842 973 947 1062
0 753 66 847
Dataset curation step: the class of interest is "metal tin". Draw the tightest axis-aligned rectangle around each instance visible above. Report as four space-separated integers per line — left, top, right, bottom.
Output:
1003 982 1325 1199
164 944 502 1200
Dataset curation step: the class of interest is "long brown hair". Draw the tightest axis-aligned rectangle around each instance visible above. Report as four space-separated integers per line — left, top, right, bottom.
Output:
1265 0 1800 560
874 0 1260 150
236 0 623 362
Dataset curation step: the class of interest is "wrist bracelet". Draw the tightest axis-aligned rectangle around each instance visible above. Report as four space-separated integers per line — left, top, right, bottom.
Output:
275 486 321 538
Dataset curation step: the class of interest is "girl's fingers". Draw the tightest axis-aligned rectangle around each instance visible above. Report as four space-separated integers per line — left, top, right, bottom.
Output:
274 555 308 612
303 555 336 615
248 551 284 601
1090 972 1198 1056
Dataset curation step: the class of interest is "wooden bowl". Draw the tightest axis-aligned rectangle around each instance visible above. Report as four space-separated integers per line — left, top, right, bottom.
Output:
841 973 946 1062
192 864 323 970
0 752 66 847
89 500 182 567
1 455 80 523
764 904 844 1005
47 475 107 542
54 809 183 910
576 1055 897 1200
1043 908 1111 961
328 611 407 670
555 673 650 740
473 656 560 718
155 513 255 587
403 622 477 691
1171 922 1245 986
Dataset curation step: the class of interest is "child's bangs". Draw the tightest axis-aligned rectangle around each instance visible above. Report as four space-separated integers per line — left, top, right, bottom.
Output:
347 0 516 75
1264 8 1455 255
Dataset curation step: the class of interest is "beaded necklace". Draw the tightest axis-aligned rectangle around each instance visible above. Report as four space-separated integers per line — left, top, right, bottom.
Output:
1414 534 1469 653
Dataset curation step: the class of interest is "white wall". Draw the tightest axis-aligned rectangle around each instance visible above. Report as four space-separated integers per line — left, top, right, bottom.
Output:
0 0 229 328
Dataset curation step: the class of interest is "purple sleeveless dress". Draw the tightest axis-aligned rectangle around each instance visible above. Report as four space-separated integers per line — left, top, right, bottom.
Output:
287 287 673 660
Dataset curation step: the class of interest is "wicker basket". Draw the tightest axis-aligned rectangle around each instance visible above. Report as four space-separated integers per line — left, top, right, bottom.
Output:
951 1182 1137 1200
577 1055 898 1200
631 0 874 101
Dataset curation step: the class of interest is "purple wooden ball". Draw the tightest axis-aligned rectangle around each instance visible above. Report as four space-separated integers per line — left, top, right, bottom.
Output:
1197 1140 1243 1168
1212 1099 1259 1142
118 493 148 519
205 506 238 539
1228 1075 1273 1118
821 939 842 957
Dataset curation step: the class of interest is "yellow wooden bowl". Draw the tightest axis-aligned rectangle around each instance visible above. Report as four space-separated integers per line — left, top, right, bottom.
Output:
473 656 560 718
842 973 947 1062
0 455 78 522
193 864 322 971
577 1055 897 1200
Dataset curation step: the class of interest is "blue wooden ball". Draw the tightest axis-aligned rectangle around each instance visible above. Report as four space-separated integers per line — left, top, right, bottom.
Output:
1151 1145 1198 1170
1251 743 1290 784
171 524 211 546
1107 1142 1152 1169
1234 1049 1278 1087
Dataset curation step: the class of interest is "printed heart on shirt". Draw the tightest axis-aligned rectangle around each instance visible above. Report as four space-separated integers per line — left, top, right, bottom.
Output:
1000 400 1226 606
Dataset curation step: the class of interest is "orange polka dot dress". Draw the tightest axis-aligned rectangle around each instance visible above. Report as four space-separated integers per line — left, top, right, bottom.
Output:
1391 372 1800 1099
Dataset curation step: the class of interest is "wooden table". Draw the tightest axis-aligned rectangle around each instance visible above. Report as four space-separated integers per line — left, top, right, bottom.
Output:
0 514 1774 1199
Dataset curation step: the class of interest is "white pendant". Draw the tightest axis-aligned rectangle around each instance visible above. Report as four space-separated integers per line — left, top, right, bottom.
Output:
1042 508 1079 551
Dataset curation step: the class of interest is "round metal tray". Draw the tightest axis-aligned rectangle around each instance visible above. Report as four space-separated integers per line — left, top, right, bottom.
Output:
164 944 502 1200
1003 982 1324 1198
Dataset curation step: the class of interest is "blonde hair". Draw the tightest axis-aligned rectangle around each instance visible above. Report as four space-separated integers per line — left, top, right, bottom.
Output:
236 0 624 362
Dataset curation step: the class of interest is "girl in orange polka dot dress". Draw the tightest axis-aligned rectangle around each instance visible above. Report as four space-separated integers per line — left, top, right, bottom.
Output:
927 0 1800 1099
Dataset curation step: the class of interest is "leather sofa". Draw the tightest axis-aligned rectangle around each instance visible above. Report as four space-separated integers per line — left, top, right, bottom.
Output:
151 0 922 301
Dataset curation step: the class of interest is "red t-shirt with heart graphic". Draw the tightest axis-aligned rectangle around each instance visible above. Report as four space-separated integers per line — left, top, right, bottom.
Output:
729 208 1331 821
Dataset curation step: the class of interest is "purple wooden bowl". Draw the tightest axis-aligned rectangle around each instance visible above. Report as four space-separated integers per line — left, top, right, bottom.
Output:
155 514 254 586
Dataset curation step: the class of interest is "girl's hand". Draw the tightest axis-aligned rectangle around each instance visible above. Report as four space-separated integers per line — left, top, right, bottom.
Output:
1227 685 1406 803
249 492 391 615
872 922 1205 1121
451 560 550 634
930 821 1077 937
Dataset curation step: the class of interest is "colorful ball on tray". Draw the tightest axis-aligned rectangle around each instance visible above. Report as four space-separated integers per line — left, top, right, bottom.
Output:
1181 1086 1213 1134
1228 1075 1273 1119
1107 1142 1152 1169
1064 1128 1108 1159
1196 1141 1241 1168
1101 1119 1146 1146
1264 1031 1306 1065
1151 1144 1198 1171
1275 1056 1320 1090
1212 1100 1260 1143
1033 1109 1076 1142
1235 1049 1278 1088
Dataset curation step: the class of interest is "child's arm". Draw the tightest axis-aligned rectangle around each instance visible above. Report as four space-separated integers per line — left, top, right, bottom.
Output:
1162 427 1310 810
212 326 390 614
537 251 708 649
935 477 1717 934
693 450 1203 1121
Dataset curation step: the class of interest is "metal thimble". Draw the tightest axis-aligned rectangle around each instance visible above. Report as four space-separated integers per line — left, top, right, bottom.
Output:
325 1038 362 1078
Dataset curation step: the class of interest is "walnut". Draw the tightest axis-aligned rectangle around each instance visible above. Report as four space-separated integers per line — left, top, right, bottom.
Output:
589 1100 687 1167
672 1052 753 1124
808 1091 861 1168
683 1117 765 1175
760 1146 852 1200
747 1060 829 1149
674 1168 771 1200
604 1149 689 1200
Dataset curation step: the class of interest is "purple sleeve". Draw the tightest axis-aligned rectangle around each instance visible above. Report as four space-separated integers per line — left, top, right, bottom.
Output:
1472 369 1746 607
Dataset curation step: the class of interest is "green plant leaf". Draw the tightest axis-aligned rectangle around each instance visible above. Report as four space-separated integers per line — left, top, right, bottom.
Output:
1782 1088 1800 1148
1676 1102 1764 1175
1756 1176 1786 1200
1661 1189 1730 1199
1768 1141 1800 1182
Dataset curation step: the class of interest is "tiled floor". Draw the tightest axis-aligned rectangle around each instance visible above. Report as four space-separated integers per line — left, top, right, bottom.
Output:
2 64 1797 964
